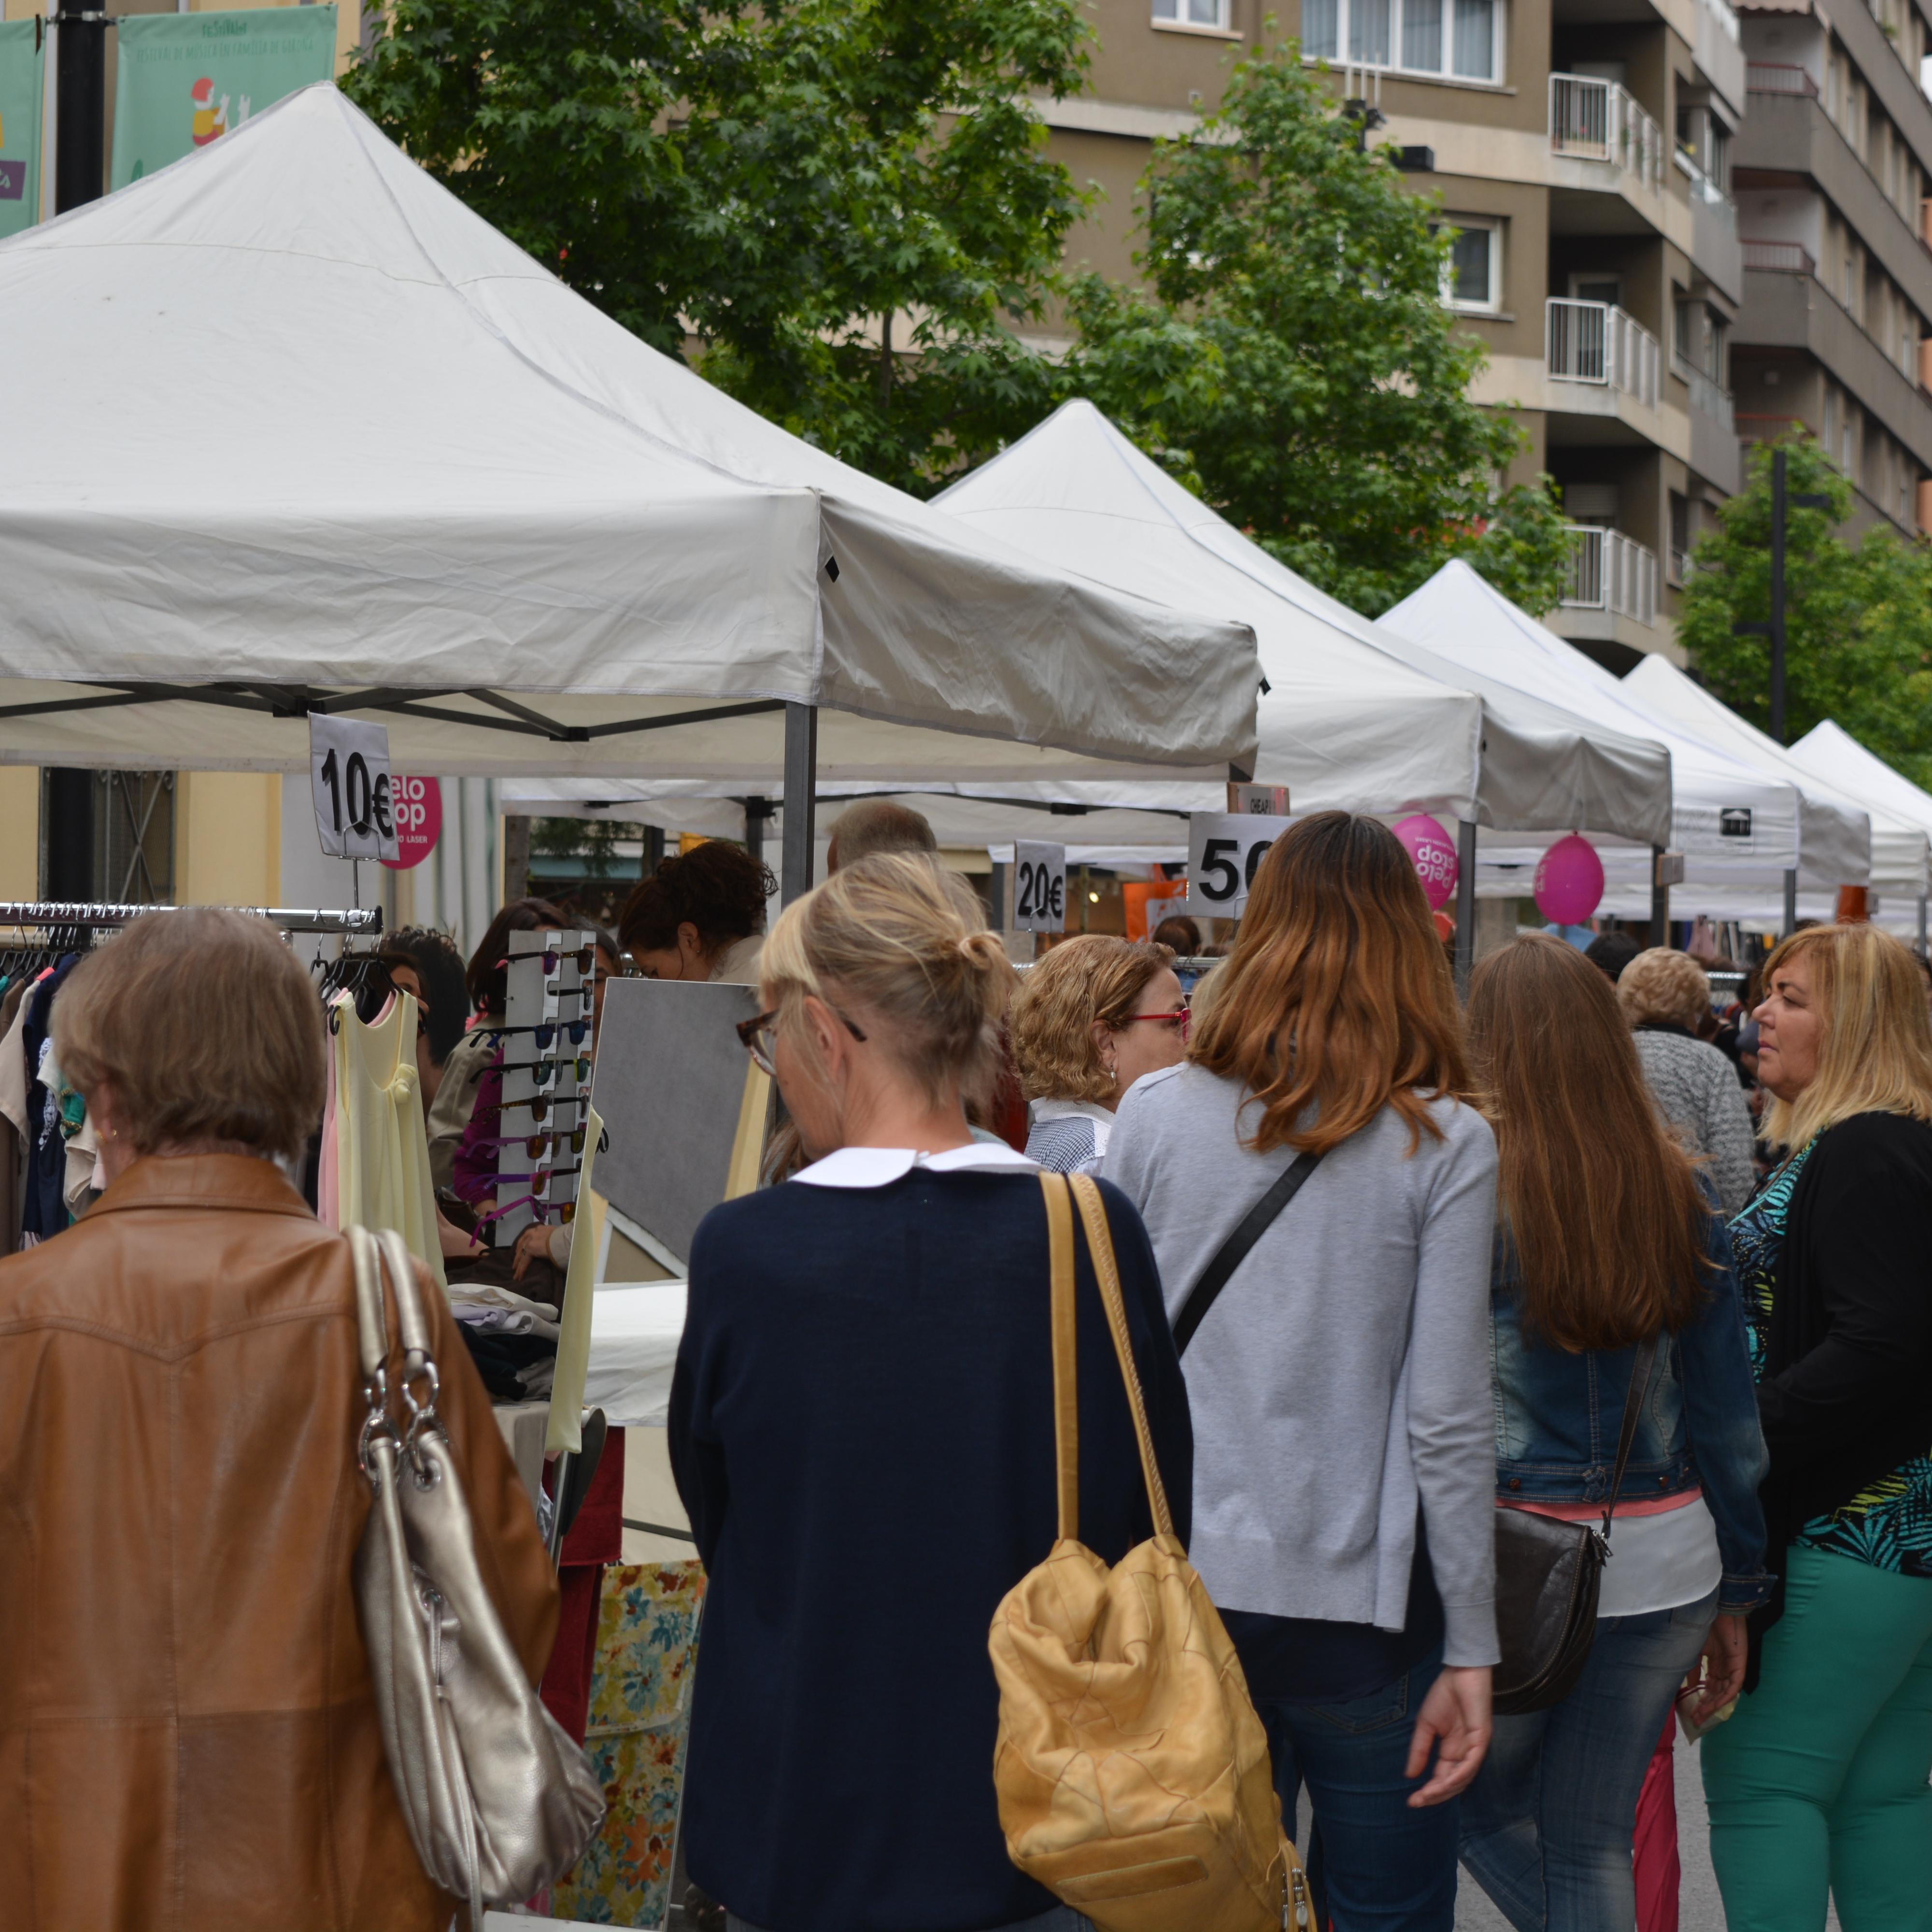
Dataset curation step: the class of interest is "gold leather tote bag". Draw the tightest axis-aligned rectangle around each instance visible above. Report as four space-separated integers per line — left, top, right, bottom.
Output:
989 1174 1311 1932
349 1227 605 1925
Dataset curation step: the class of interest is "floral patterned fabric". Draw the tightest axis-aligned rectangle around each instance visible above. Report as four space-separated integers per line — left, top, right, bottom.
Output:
1731 1141 1932 1579
551 1560 708 1928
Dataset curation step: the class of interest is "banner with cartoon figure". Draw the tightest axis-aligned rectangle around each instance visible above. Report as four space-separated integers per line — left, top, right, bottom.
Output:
110 8 335 191
0 19 43 240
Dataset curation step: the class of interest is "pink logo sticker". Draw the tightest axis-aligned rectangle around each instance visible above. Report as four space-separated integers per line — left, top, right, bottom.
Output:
382 776 442 870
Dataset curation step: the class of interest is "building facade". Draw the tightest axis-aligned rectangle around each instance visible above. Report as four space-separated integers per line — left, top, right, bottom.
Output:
1039 0 1932 667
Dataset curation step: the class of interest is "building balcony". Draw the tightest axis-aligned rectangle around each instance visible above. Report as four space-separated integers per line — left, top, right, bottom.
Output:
1674 357 1743 492
1563 526 1660 626
1676 146 1743 301
1548 298 1664 408
1743 238 1817 275
1745 61 1817 99
1549 74 1666 198
1735 89 1932 322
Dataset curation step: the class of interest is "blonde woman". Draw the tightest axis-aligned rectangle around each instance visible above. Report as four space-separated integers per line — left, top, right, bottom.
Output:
1703 923 1932 1932
668 855 1191 1932
1619 947 1758 1216
1009 936 1188 1173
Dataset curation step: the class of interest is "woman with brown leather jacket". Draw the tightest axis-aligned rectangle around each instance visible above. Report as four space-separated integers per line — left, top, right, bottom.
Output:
0 908 558 1931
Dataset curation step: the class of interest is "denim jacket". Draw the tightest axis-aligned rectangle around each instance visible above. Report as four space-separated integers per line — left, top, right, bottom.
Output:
1490 1207 1773 1614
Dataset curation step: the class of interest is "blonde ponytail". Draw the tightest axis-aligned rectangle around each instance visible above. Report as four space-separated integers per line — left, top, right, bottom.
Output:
762 854 1015 1106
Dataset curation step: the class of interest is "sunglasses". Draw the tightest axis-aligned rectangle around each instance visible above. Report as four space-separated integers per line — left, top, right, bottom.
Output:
493 1092 583 1124
527 1054 594 1091
485 1194 577 1228
503 1018 590 1050
736 1005 867 1078
493 1170 576 1202
475 1127 588 1160
1120 1006 1191 1043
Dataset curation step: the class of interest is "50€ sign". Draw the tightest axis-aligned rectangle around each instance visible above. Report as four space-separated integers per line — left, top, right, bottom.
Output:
1186 813 1293 919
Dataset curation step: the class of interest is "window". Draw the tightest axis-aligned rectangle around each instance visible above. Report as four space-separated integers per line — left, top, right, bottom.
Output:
1438 217 1502 309
1669 492 1691 583
1302 0 1499 81
1153 0 1232 25
1571 273 1623 307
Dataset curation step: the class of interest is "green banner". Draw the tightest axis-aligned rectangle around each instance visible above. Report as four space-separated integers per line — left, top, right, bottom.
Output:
0 19 43 240
110 7 336 191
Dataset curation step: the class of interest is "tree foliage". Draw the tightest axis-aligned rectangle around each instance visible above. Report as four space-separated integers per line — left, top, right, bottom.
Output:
1679 435 1932 785
345 0 1087 493
1057 46 1569 617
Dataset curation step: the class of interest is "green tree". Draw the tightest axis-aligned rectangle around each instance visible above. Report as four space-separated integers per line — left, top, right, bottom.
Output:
1057 45 1568 617
1679 435 1932 783
345 0 1082 492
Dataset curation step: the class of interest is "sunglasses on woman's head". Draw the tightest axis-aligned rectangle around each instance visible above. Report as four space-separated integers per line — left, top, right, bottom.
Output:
736 1005 867 1078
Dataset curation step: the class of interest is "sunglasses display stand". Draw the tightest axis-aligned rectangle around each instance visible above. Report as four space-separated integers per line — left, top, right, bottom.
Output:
493 927 590 1247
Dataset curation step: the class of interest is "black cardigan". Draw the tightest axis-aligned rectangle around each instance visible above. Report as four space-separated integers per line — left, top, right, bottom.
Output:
668 1168 1193 1932
1749 1110 1932 1655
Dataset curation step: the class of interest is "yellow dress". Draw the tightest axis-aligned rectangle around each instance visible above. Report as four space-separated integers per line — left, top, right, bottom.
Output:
331 990 447 1291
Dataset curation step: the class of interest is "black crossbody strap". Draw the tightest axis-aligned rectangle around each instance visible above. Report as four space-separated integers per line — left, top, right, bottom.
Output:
1172 1151 1324 1357
1601 1335 1661 1544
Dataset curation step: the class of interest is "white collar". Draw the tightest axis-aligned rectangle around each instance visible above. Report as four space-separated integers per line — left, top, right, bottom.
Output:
1030 1097 1117 1126
792 1142 1038 1188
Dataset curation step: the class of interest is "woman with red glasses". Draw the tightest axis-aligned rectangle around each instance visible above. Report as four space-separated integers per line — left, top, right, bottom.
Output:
1009 935 1189 1175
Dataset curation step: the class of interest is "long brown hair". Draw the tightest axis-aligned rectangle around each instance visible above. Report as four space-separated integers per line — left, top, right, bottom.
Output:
1188 812 1471 1154
1467 935 1709 1351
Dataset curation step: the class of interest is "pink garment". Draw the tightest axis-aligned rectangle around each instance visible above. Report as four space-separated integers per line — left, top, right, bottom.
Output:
1496 1485 1705 1523
1633 1706 1680 1932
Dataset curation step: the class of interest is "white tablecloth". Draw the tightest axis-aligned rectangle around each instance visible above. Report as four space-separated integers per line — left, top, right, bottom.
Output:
582 1279 688 1427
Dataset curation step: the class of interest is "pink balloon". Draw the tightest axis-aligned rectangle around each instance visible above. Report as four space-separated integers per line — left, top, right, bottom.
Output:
1534 834 1605 925
1392 813 1459 911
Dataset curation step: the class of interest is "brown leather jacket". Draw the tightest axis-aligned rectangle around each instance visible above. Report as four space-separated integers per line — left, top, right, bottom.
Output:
0 1154 560 1930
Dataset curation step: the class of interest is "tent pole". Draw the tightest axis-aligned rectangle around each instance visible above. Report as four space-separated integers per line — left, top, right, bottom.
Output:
781 705 818 905
742 796 769 874
1454 819 1477 1001
1650 844 1671 950
1782 867 1798 940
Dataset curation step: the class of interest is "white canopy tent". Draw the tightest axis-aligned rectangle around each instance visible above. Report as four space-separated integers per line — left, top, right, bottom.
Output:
0 86 1262 897
1788 721 1932 941
1379 561 1804 922
1623 656 1927 932
511 403 1676 978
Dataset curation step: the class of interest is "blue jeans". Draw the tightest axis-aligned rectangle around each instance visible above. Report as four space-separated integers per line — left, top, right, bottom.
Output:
1460 1587 1718 1932
1256 1643 1458 1932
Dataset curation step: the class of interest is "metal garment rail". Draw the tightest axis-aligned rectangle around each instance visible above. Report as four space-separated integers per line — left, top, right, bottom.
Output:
0 901 384 935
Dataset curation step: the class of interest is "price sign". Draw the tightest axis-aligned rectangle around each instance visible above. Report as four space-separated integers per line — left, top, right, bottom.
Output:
1187 812 1293 919
1013 840 1067 934
308 713 399 863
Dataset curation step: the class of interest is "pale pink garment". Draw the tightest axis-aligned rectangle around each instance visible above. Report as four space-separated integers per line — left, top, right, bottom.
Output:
1633 1707 1680 1932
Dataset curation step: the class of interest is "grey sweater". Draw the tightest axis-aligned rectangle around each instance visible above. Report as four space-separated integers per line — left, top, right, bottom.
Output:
1105 1065 1501 1668
1631 1027 1757 1217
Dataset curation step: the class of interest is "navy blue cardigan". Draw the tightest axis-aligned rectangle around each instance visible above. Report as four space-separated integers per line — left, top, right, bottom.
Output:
668 1168 1193 1932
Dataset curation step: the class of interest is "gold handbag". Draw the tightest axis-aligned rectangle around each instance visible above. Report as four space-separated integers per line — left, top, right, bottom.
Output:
349 1226 606 1925
989 1173 1311 1932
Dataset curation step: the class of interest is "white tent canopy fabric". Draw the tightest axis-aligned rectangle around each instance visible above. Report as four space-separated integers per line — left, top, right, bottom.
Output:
929 403 1673 848
1623 658 1918 892
0 86 1259 785
1381 562 1801 882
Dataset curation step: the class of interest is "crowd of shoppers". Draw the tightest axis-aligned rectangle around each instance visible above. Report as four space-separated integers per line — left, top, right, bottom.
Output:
2 819 1927 1932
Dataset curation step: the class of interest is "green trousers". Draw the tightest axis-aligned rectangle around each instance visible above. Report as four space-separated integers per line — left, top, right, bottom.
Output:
1702 1544 1932 1932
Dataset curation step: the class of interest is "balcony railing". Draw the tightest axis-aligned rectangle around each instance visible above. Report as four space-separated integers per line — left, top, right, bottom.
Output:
1549 74 1665 194
1546 298 1662 409
1746 61 1820 97
1742 237 1818 274
1564 526 1659 625
1674 358 1736 429
1703 0 1741 43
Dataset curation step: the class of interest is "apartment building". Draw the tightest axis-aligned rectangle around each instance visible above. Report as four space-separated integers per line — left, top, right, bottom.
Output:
1038 0 1924 666
1732 0 1932 536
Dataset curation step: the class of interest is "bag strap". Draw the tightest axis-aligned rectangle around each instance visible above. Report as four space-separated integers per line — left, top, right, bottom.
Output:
346 1224 443 1449
1172 1150 1324 1357
1038 1170 1176 1547
1601 1334 1661 1542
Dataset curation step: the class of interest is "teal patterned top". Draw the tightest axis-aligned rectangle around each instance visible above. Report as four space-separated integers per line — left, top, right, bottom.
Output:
1730 1139 1932 1577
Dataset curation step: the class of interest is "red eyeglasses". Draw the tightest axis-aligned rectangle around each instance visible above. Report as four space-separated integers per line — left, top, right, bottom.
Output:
1120 1007 1191 1042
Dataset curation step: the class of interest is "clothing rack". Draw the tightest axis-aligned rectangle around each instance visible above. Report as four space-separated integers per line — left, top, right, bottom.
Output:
0 902 383 936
